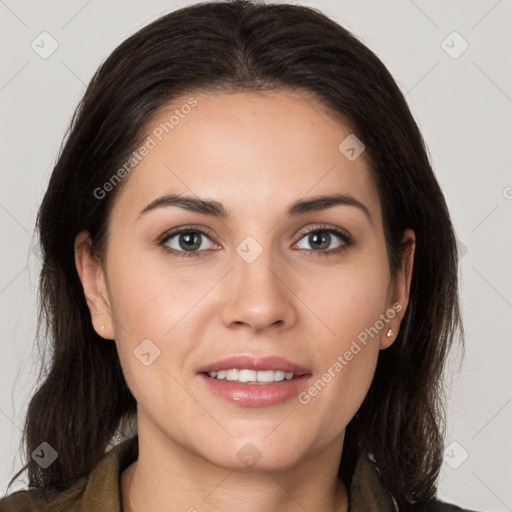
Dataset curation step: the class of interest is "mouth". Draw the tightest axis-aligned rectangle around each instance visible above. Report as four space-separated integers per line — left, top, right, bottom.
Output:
197 355 312 407
204 368 298 384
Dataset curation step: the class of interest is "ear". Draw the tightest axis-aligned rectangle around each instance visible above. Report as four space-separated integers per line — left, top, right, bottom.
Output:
379 228 415 349
74 230 115 340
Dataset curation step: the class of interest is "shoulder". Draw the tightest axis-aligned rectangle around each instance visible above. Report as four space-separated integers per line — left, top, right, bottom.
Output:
0 480 86 512
0 489 54 511
351 453 479 512
0 435 138 512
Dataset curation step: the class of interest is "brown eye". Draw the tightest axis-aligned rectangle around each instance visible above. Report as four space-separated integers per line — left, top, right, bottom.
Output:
294 225 353 255
160 228 217 258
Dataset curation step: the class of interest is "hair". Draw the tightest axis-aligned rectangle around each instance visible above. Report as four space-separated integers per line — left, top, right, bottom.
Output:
6 1 462 509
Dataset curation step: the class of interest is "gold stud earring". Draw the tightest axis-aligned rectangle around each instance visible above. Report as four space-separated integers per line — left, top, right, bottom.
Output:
386 329 393 338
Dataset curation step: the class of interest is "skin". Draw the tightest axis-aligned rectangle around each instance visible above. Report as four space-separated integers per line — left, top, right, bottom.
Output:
75 89 415 512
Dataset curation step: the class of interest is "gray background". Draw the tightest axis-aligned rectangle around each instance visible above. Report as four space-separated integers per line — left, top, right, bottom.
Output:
1 0 511 510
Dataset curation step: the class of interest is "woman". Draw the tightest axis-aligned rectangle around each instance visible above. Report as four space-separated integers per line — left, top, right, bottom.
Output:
0 1 475 510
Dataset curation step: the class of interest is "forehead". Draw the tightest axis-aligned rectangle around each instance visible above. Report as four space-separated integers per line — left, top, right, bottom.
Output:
112 90 381 224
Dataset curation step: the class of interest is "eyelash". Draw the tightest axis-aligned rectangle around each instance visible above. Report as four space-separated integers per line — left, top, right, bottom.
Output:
158 223 354 259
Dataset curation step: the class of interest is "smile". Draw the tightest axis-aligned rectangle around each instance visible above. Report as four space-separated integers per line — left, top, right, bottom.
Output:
205 369 296 384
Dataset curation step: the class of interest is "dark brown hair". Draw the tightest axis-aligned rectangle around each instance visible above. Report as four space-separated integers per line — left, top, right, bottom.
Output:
5 1 462 509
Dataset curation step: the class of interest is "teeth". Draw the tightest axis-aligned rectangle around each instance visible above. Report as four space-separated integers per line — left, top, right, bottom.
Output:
225 369 239 381
239 369 256 382
256 370 276 383
206 369 296 384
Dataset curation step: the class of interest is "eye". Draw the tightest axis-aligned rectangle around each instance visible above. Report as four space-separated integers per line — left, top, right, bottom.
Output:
159 223 353 258
159 226 218 258
293 224 353 256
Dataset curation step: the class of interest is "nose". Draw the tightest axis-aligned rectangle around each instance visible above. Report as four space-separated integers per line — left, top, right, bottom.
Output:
220 244 297 334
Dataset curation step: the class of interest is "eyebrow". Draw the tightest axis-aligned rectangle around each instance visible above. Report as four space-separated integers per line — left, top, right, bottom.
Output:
137 192 372 222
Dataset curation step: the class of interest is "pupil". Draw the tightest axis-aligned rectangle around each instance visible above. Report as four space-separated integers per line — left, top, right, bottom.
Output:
181 232 200 250
311 232 329 250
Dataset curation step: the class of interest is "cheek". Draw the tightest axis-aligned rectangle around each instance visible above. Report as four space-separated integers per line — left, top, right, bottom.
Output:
295 254 389 413
297 252 391 340
298 327 380 441
107 251 196 337
105 252 222 394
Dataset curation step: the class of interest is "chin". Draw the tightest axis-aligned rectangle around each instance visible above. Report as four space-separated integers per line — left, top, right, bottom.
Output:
198 436 309 473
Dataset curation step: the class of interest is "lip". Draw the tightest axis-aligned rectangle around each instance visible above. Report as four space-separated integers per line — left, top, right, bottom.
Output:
197 355 312 407
199 373 312 407
196 355 310 376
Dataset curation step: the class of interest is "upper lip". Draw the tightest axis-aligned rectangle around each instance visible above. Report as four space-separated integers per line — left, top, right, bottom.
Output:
197 355 311 376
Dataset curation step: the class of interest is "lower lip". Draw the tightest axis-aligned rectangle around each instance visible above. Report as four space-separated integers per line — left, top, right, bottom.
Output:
199 373 311 407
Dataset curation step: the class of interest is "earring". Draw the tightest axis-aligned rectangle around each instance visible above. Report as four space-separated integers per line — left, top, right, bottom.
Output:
101 326 105 331
386 328 393 338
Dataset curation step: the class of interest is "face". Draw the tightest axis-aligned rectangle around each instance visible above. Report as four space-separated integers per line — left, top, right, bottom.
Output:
76 89 414 472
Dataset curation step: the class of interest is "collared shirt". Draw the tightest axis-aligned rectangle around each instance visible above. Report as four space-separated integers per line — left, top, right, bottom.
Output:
0 435 474 511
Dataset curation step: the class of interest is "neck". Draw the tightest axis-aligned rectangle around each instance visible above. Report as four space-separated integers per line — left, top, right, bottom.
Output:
121 414 349 512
